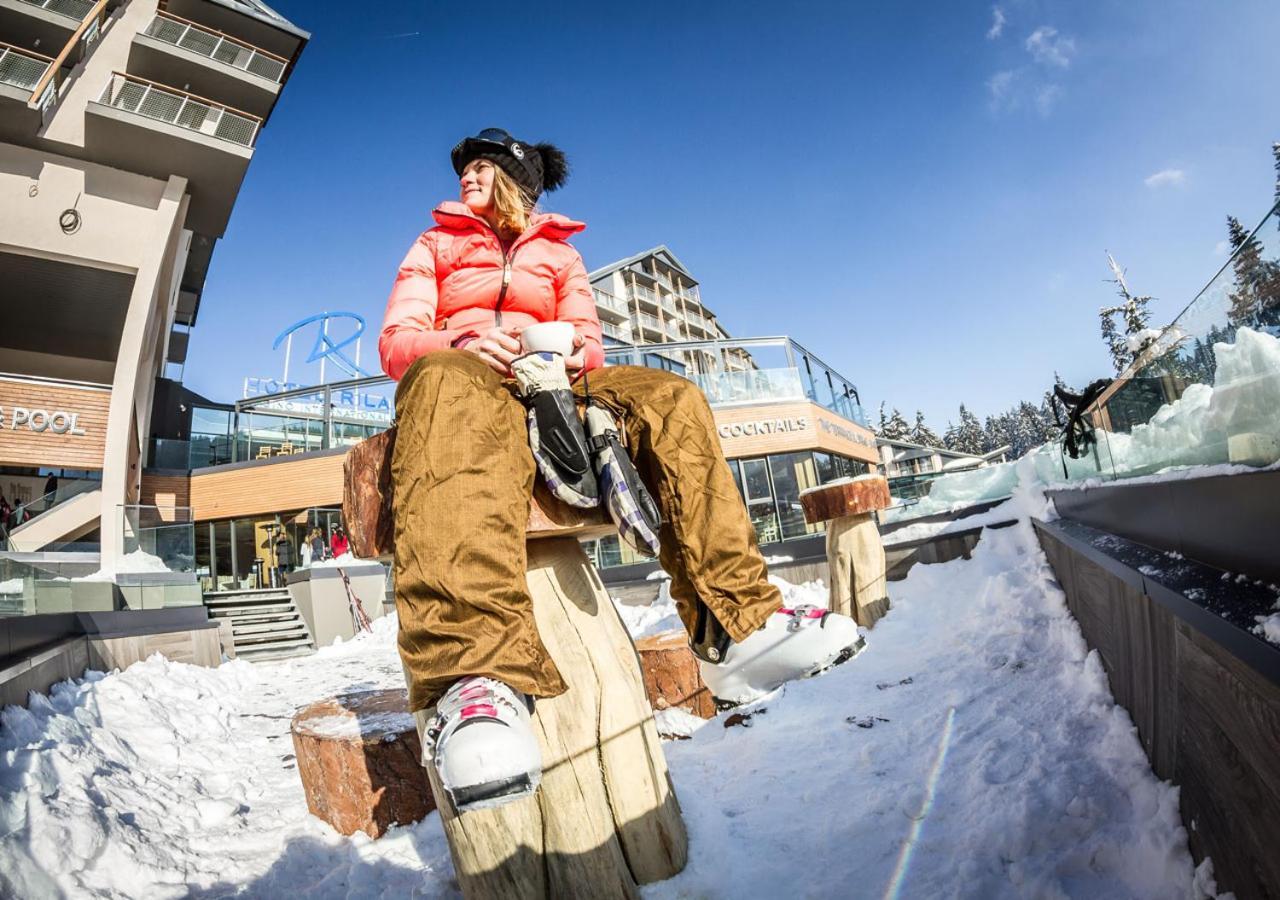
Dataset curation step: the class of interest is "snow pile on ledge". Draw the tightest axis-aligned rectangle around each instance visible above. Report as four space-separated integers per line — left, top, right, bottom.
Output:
885 326 1280 525
1 522 1223 898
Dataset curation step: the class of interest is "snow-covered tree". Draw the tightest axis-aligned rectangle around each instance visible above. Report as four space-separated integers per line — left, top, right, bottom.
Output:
876 402 888 436
880 407 912 441
1274 141 1279 212
948 404 987 455
1098 253 1156 374
983 413 1013 457
1225 215 1280 329
909 410 942 448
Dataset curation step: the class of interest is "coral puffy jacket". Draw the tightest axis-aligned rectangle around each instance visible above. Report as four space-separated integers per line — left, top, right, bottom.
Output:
379 201 604 381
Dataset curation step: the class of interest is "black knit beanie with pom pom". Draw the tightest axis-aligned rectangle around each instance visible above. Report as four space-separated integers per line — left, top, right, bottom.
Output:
450 127 568 205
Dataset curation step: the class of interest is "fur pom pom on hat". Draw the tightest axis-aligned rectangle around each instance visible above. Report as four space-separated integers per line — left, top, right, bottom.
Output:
451 128 569 203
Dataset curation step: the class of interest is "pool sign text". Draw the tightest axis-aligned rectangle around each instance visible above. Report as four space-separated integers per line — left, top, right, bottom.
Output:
0 405 88 436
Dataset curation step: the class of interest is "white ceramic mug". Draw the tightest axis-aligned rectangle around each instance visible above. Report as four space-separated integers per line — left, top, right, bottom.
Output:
520 321 576 356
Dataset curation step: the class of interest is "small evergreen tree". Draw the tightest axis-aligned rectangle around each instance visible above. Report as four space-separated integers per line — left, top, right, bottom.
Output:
876 402 889 436
909 410 942 448
1098 253 1155 374
881 407 912 441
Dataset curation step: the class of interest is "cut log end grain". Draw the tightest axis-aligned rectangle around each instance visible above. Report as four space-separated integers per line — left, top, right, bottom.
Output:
290 689 435 839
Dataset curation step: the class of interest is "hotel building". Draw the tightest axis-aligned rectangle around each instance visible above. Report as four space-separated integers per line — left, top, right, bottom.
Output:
0 0 307 689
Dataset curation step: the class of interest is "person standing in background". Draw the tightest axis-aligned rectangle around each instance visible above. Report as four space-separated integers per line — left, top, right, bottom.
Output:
329 525 349 560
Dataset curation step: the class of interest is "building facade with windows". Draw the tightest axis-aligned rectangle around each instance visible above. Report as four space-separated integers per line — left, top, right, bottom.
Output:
0 0 307 569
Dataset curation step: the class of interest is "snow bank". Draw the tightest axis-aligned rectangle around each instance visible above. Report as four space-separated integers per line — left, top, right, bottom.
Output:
1 517 1221 898
73 549 175 582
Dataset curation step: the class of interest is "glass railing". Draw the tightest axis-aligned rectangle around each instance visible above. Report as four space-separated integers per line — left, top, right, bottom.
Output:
120 505 195 574
143 12 288 83
97 71 261 147
881 202 1280 526
1082 203 1280 480
691 368 805 405
3 479 99 537
593 290 629 316
605 336 868 426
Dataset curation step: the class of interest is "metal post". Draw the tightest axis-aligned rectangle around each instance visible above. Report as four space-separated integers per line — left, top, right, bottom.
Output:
282 332 292 384
322 385 331 449
229 519 238 589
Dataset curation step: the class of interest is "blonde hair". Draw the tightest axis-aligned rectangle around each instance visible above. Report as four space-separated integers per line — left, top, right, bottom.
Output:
489 164 536 239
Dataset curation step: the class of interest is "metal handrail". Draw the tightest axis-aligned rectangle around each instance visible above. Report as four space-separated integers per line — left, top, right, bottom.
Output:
97 71 262 147
144 10 287 82
25 0 106 108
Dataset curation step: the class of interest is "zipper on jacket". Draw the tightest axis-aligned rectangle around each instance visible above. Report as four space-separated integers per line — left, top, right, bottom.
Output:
494 251 514 327
433 205 537 330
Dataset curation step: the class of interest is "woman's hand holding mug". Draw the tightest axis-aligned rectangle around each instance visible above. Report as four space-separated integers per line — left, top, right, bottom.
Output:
463 326 522 376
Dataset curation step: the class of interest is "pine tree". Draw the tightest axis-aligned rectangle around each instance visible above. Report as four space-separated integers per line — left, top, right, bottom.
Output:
909 410 942 448
1225 215 1280 329
1098 253 1155 374
881 407 911 441
983 414 1012 457
950 404 987 455
1274 142 1280 213
876 402 889 436
942 420 958 450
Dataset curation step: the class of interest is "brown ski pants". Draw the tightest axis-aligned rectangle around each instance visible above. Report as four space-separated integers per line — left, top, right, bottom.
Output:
392 350 782 711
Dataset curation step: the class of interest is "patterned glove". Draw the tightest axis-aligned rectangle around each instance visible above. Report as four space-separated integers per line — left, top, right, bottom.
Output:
511 352 599 508
584 404 662 557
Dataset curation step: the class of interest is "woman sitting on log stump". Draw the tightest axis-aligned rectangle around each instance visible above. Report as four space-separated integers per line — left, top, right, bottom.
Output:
379 128 864 811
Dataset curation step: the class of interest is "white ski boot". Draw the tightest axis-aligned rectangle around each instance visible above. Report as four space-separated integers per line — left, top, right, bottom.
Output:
424 676 542 811
699 606 865 706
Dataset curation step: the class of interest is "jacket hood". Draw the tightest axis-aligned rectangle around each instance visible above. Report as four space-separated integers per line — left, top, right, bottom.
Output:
432 201 585 241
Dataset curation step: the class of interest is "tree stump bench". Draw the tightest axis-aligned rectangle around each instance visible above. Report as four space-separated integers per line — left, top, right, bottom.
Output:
800 475 893 628
290 689 432 838
343 430 688 898
635 630 716 720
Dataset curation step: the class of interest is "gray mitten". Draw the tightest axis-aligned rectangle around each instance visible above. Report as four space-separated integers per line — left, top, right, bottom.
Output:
511 352 599 508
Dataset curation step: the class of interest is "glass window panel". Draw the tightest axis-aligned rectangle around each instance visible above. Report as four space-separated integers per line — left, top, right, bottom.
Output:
741 458 771 502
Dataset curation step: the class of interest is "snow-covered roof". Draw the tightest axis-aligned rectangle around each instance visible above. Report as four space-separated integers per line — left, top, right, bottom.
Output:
879 436 1010 462
587 246 697 285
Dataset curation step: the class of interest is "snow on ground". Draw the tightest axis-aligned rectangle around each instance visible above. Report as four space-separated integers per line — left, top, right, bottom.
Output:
1 515 1221 898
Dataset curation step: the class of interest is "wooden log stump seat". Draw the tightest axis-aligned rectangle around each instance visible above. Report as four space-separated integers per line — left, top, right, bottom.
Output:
800 476 893 628
635 629 715 720
343 429 688 898
290 689 433 838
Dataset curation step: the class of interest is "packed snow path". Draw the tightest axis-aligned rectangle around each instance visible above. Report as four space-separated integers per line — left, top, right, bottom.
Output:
0 517 1217 898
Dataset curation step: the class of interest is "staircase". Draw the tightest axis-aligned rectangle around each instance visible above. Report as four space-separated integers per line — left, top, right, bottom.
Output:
204 588 316 662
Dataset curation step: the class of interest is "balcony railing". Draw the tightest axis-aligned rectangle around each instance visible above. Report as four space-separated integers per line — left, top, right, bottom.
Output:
16 0 94 21
636 312 665 335
628 283 659 306
601 321 632 341
98 71 261 146
144 11 287 83
593 289 629 317
0 42 52 91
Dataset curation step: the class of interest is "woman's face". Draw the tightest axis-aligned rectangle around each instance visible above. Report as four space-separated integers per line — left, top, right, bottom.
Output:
460 159 496 216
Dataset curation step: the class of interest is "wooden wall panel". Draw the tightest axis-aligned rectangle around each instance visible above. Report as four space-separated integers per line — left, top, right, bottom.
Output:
0 378 110 470
139 472 191 509
190 452 347 520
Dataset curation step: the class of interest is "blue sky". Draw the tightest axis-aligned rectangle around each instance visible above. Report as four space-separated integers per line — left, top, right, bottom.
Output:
184 0 1280 431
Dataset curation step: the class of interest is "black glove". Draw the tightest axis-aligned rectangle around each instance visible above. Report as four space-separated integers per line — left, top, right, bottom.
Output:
511 352 599 508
